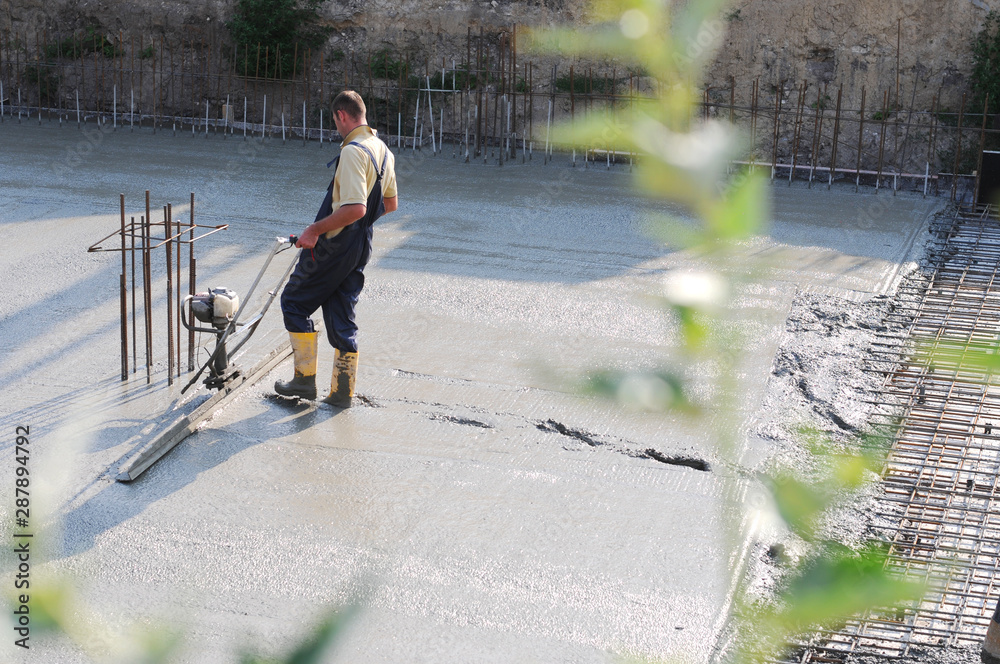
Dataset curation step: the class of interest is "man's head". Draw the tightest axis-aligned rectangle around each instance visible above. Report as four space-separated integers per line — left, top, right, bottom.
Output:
332 90 366 137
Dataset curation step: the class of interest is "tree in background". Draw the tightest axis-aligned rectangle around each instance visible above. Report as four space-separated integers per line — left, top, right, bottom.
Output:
226 0 331 79
972 9 1000 120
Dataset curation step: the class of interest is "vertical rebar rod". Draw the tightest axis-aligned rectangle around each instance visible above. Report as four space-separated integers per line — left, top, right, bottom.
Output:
952 93 967 202
427 76 436 154
96 31 103 121
321 49 327 137
877 90 890 193
120 194 128 381
898 79 919 178
138 34 144 127
790 81 806 185
198 40 205 128
808 84 822 186
227 40 234 132
483 81 490 163
828 86 843 189
165 204 174 386
770 81 782 180
729 75 735 125
253 43 260 122
41 31 47 123
974 95 990 208
175 197 182 378
894 18 902 163
144 191 152 384
492 38 501 160
511 25 517 157
569 64 575 162
928 95 939 167
131 215 137 374
529 61 534 156
189 192 196 372
156 36 164 132
476 31 483 156
750 79 759 173
412 89 420 150
856 87 867 192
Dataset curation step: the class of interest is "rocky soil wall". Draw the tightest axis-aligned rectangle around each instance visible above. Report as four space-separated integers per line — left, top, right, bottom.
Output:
3 0 991 111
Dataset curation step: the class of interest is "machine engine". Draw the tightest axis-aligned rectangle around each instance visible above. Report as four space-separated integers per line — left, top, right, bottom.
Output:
190 287 240 329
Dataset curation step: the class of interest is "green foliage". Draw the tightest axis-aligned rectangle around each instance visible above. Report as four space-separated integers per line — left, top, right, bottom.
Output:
239 607 355 664
227 0 332 78
809 94 832 110
555 72 611 94
429 65 477 90
936 108 960 127
425 65 490 91
369 48 404 79
43 27 119 60
23 64 61 105
530 1 925 661
971 10 1000 114
5 571 354 664
746 432 923 657
584 368 694 414
139 44 154 60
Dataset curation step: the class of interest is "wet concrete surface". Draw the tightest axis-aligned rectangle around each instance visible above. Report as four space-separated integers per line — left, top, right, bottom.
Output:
0 120 941 662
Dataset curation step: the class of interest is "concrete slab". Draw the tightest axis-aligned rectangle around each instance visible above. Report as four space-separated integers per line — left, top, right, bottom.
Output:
0 121 941 663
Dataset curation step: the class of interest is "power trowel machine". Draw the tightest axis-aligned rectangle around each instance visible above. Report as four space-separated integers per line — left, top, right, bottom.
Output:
179 235 299 394
115 234 305 482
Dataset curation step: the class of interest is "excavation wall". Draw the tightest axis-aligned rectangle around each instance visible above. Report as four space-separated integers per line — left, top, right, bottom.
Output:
2 0 988 111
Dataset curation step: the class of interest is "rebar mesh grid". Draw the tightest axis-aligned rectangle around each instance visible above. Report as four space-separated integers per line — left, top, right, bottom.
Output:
790 206 1000 662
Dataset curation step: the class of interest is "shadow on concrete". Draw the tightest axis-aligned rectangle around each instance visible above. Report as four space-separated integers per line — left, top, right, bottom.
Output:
55 393 341 559
373 155 668 284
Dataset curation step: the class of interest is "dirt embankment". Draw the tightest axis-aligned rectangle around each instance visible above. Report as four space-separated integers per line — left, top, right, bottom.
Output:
3 0 990 111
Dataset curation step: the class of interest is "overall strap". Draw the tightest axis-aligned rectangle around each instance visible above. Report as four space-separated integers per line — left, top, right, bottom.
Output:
347 140 387 180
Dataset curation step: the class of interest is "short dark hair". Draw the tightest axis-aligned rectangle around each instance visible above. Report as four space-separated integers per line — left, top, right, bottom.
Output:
332 90 366 121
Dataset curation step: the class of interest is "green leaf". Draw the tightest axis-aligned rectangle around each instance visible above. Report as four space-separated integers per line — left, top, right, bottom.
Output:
523 25 642 61
285 606 357 664
585 369 695 414
918 337 1000 375
769 474 826 540
706 170 770 241
550 109 637 154
773 545 924 634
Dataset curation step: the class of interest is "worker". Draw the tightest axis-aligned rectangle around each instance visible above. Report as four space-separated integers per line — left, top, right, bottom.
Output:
275 90 398 407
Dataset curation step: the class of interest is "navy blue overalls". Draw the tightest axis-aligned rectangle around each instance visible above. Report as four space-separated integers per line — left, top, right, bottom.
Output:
280 141 388 353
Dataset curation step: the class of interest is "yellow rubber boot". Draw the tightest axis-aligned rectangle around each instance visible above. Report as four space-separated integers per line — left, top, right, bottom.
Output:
322 349 358 408
274 331 319 399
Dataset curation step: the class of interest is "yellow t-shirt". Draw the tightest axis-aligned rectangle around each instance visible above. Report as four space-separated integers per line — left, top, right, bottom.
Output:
324 125 397 239
334 125 397 202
